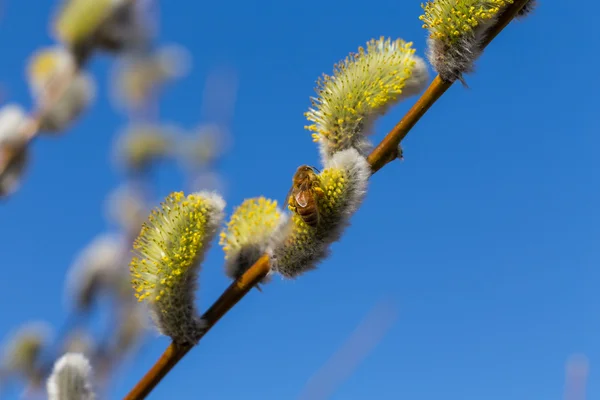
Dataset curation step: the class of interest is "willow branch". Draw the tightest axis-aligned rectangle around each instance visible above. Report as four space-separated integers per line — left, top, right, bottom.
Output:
123 1 530 398
123 255 271 400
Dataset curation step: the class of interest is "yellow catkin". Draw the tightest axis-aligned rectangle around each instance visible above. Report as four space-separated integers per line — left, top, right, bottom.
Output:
129 191 224 343
131 192 208 304
419 0 512 44
271 149 370 278
54 0 116 46
304 37 426 161
219 197 283 279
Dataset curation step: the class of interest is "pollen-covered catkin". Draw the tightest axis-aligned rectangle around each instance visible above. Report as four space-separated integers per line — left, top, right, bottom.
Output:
130 191 225 344
47 353 95 400
305 37 428 164
219 197 286 280
420 0 532 83
268 148 370 278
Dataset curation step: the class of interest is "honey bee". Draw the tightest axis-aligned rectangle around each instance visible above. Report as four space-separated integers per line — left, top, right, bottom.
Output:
287 165 324 228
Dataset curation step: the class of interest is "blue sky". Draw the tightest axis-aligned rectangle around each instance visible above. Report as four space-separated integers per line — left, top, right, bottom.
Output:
0 1 598 399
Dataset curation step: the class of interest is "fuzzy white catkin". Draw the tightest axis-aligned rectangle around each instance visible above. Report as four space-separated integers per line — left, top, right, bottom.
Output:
47 353 95 400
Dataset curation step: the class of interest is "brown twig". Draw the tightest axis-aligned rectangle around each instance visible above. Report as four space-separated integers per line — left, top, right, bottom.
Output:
123 1 531 398
123 255 271 400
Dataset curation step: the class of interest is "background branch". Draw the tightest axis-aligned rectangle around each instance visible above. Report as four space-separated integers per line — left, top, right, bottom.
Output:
0 0 137 187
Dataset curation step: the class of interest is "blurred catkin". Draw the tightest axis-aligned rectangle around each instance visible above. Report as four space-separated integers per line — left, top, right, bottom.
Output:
113 124 177 174
27 47 95 133
112 45 190 113
105 184 148 238
47 353 95 400
62 330 95 357
0 322 51 387
65 234 128 312
0 104 30 196
178 124 225 170
53 0 150 56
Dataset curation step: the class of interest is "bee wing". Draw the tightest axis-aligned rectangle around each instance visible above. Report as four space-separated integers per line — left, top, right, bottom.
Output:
295 190 309 208
285 185 296 207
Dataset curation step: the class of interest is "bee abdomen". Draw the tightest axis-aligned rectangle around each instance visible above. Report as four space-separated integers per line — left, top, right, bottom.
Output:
298 207 319 227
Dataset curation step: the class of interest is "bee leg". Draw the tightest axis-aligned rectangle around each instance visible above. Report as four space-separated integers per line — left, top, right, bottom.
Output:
313 186 325 198
254 283 263 293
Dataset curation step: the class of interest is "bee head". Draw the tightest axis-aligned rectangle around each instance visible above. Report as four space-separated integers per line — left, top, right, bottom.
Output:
295 165 320 177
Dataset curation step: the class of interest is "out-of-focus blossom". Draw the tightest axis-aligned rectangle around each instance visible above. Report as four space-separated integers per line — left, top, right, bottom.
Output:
62 330 94 357
27 47 95 133
104 184 148 238
0 104 31 197
111 44 190 113
112 303 148 357
0 104 29 149
178 124 226 170
113 124 179 174
53 0 153 56
65 234 128 312
0 322 52 387
47 353 95 400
